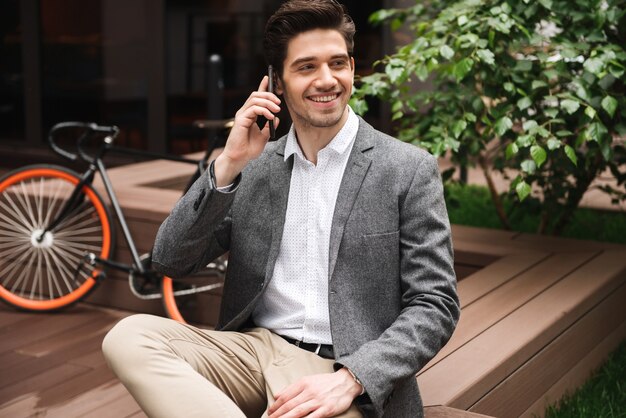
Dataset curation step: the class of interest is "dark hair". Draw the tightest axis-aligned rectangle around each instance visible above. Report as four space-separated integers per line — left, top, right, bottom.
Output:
263 0 355 78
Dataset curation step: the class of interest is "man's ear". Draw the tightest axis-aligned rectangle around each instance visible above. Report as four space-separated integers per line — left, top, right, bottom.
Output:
275 76 284 95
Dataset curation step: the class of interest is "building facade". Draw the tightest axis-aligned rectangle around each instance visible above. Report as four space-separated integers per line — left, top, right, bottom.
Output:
1 0 393 164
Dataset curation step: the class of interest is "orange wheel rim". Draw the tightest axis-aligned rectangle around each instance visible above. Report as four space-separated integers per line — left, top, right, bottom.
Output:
163 277 186 323
0 168 111 310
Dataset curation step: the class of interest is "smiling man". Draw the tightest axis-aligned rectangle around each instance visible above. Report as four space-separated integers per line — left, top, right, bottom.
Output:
102 1 459 417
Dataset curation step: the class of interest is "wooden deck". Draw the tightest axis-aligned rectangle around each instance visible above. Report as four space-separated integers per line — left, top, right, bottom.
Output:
1 156 625 417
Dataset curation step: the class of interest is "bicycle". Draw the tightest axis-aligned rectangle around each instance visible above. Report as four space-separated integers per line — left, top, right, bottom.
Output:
0 121 231 324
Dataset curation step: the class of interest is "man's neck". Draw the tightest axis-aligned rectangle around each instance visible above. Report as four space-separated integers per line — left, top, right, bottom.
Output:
293 107 350 165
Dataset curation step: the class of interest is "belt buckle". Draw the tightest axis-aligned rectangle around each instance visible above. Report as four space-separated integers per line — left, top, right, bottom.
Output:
294 339 301 347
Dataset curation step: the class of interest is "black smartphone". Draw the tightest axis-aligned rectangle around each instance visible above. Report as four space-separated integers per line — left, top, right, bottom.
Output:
256 65 276 139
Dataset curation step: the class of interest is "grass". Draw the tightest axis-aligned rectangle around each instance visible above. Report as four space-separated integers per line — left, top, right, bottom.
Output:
445 182 626 417
544 340 626 418
444 182 626 245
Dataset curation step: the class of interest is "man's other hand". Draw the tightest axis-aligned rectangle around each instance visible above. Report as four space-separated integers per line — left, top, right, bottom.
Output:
267 368 362 418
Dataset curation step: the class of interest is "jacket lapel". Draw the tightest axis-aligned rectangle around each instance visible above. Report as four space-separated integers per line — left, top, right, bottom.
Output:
328 120 374 280
265 141 293 280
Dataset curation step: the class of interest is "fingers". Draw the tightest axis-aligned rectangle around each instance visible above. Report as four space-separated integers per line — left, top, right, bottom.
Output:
268 383 301 416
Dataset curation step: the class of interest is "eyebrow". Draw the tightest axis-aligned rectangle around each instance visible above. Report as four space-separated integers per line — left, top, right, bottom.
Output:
289 53 351 68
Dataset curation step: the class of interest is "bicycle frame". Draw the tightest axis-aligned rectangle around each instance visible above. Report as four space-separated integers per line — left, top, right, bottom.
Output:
43 122 218 283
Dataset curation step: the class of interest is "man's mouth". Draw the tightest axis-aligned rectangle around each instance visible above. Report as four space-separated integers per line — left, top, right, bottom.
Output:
308 93 339 103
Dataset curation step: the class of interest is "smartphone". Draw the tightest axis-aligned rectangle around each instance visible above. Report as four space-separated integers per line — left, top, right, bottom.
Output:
256 65 276 139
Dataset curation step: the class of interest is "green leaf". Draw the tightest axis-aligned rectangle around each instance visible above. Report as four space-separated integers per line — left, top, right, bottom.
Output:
531 80 547 90
504 82 515 93
464 112 477 122
583 57 604 75
453 58 474 81
452 120 467 139
386 63 405 83
556 130 573 137
586 122 608 143
440 45 454 60
392 111 404 121
415 64 429 81
476 49 495 65
515 60 532 72
547 137 562 150
560 99 580 114
517 96 532 111
601 95 618 118
457 15 468 26
506 143 519 159
544 108 558 118
584 106 597 119
516 180 531 201
349 97 368 115
538 0 553 10
530 145 547 167
369 9 399 24
494 116 513 136
516 134 534 148
564 145 577 166
523 120 538 133
521 159 537 174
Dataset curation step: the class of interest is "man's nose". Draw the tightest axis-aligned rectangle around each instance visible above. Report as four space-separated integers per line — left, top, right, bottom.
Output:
313 65 337 90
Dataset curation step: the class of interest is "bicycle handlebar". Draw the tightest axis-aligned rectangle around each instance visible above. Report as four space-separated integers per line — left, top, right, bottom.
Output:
48 122 119 163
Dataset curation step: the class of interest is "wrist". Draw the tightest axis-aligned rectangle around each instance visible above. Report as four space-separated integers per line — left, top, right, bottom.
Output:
213 154 245 187
339 367 365 397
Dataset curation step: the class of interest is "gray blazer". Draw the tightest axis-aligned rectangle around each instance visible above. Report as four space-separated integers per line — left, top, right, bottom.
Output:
153 117 460 418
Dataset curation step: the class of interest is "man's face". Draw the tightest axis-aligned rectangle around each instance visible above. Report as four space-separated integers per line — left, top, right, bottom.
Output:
277 29 355 130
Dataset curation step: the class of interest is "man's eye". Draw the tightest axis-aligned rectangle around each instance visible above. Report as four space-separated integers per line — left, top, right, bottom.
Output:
299 65 314 71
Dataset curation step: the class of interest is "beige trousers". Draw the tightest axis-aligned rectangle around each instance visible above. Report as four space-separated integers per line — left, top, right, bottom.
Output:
102 314 363 418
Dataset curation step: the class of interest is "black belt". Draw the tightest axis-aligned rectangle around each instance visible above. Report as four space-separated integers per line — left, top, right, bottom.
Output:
281 336 335 359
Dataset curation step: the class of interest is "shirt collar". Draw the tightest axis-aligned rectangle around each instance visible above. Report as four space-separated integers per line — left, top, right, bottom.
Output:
284 106 359 162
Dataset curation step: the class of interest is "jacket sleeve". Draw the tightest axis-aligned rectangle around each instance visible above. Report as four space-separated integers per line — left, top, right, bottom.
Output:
336 155 460 417
152 168 236 279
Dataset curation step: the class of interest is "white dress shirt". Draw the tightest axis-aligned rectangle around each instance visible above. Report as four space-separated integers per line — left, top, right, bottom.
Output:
252 107 359 344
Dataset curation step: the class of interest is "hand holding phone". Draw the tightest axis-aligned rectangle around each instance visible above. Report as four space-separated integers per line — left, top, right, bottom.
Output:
257 65 276 139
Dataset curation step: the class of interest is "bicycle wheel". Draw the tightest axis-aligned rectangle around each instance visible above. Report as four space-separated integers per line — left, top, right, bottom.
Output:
161 257 226 324
0 165 114 311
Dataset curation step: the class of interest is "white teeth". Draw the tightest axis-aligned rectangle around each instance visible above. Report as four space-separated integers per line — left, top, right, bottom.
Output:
310 94 337 102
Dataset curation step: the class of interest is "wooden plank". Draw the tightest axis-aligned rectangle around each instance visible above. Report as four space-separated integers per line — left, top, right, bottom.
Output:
512 233 622 252
0 394 40 418
454 264 482 281
451 225 519 243
453 250 500 268
425 405 494 418
0 310 102 354
33 364 118 408
0 331 109 389
420 252 598 373
0 308 33 329
418 249 626 409
32 381 131 418
0 351 32 374
0 363 90 405
468 282 626 416
519 318 626 418
84 388 145 417
17 316 114 357
457 252 549 308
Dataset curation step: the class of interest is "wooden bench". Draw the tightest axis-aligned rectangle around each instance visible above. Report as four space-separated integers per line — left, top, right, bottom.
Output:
78 157 626 416
418 226 626 417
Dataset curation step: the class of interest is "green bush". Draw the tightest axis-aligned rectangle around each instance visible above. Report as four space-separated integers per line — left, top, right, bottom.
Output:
445 182 626 244
352 0 626 235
